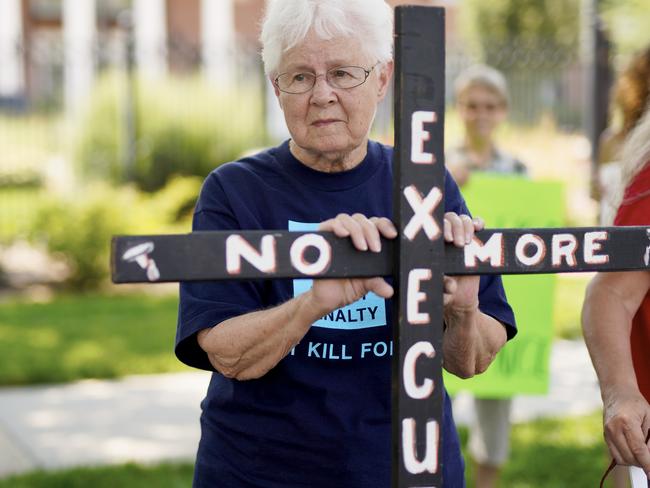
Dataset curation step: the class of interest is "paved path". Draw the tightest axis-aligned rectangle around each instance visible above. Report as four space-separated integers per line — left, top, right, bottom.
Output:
0 339 601 479
453 338 602 425
0 372 210 478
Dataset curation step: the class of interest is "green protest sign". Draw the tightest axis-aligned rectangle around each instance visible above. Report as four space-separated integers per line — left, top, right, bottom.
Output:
444 174 565 397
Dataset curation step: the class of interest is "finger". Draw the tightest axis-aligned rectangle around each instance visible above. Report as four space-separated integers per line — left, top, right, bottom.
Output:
443 276 457 294
636 408 650 474
364 277 394 299
622 423 650 470
352 213 381 252
444 217 452 242
472 216 485 231
370 217 398 239
442 276 457 306
336 213 368 251
607 420 641 465
606 440 624 467
319 218 351 238
444 212 466 247
460 214 474 245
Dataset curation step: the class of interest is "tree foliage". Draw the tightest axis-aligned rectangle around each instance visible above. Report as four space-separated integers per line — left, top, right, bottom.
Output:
600 0 650 58
460 0 582 69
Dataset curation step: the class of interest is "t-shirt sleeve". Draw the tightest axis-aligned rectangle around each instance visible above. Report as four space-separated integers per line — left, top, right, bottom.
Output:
444 170 517 340
175 172 267 371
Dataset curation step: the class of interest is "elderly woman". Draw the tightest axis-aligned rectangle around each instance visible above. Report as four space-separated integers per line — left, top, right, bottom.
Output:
176 1 515 486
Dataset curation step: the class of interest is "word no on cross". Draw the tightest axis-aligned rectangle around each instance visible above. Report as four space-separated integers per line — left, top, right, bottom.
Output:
112 6 650 488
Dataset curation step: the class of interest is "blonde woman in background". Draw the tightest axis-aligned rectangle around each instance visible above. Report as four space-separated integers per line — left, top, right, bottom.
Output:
582 104 650 487
596 46 650 225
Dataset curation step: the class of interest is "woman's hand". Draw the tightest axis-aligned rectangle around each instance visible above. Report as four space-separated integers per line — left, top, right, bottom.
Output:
443 212 483 311
602 386 650 475
308 214 397 313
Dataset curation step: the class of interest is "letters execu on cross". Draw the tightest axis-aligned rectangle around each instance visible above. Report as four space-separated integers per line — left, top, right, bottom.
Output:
111 6 650 488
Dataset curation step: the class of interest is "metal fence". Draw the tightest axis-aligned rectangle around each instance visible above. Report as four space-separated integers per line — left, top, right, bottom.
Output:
0 34 596 199
3 34 592 125
371 40 590 141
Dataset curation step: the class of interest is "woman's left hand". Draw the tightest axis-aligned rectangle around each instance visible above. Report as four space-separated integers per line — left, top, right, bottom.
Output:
442 212 483 310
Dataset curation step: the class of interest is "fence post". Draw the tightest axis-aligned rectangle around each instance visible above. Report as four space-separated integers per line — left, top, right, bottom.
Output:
583 0 613 169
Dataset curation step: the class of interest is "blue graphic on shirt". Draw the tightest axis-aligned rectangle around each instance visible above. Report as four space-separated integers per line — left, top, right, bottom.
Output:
288 220 387 330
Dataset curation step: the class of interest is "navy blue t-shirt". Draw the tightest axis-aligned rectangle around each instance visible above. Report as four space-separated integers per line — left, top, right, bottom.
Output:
176 140 516 487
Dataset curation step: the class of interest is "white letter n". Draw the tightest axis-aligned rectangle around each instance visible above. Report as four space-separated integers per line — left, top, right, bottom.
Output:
226 235 276 274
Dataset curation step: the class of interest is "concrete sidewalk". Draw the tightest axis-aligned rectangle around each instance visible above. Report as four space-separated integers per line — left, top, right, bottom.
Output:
0 372 210 478
454 338 602 425
0 339 602 479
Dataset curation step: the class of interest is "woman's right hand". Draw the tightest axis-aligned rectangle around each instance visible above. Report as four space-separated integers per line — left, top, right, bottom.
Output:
603 386 650 476
308 214 397 313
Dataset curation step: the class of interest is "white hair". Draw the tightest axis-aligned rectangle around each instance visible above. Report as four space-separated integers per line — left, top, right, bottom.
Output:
454 64 509 106
608 103 650 219
260 0 394 76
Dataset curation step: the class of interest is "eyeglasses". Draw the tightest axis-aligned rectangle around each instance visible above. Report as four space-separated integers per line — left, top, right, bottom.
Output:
274 65 378 94
459 101 504 113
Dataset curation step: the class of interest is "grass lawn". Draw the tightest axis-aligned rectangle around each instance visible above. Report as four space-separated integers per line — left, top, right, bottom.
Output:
0 293 190 385
0 289 611 486
465 411 611 487
0 270 591 386
0 412 612 487
0 462 194 488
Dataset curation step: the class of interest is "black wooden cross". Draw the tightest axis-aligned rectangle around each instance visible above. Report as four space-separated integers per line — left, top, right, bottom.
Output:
111 6 650 487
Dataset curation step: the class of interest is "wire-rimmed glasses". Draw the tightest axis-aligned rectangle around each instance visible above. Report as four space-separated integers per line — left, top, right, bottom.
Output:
274 65 378 94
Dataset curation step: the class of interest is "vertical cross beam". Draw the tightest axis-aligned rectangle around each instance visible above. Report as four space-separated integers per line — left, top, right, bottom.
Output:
392 6 446 487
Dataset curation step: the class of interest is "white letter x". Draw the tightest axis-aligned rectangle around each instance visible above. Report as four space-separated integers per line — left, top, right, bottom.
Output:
403 185 442 241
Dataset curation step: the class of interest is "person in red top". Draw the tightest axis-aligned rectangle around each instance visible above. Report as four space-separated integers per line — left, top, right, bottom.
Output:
582 103 650 484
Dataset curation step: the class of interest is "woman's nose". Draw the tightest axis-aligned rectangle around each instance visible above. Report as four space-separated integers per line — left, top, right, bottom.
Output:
310 76 337 105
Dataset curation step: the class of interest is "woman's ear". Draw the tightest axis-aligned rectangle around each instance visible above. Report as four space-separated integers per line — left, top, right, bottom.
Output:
377 60 394 100
270 76 283 109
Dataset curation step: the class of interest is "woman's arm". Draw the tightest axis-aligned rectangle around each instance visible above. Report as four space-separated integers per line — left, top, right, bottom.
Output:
197 215 397 380
582 270 650 474
441 212 508 378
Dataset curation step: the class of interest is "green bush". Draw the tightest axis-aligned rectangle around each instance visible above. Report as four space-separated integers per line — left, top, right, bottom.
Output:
0 187 46 243
28 176 202 290
75 73 267 191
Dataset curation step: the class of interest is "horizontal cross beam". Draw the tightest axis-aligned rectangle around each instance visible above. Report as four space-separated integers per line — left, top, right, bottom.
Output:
111 226 650 283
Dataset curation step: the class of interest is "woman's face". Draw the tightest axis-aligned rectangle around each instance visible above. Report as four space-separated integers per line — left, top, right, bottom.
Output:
273 32 393 167
457 85 507 141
